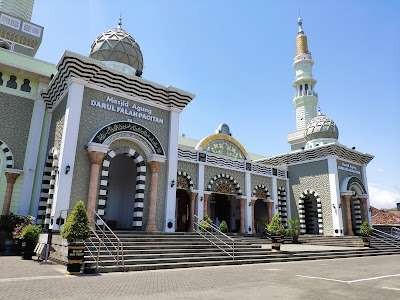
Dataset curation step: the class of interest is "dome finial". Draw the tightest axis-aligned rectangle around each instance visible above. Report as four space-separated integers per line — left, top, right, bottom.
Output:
118 14 122 29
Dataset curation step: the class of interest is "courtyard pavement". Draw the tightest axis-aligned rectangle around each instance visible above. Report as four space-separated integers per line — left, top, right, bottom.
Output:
0 255 399 299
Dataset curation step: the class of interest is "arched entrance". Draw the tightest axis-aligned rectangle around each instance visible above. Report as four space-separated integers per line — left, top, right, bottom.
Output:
254 199 268 234
299 190 323 235
106 154 137 229
175 171 194 232
252 184 271 235
341 177 369 235
205 173 243 233
176 189 191 232
96 147 147 230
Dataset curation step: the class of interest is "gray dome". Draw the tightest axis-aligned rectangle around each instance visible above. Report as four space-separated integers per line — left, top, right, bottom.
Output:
305 115 339 141
216 123 231 136
90 24 143 76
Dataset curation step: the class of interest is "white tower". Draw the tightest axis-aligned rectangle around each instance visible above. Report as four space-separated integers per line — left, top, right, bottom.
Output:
288 17 319 150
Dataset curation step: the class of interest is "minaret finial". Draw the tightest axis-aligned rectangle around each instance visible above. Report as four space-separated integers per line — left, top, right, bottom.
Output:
118 14 122 29
297 15 304 34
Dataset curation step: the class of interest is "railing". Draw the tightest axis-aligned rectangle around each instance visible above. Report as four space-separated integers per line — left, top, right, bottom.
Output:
92 210 125 269
391 227 400 237
193 215 235 259
83 228 103 272
372 228 400 249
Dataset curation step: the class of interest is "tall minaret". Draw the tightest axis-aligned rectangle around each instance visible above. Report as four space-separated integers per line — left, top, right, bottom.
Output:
288 17 319 150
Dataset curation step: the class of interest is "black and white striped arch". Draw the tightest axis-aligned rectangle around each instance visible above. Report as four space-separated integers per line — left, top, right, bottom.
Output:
97 148 146 230
277 187 288 228
252 184 271 199
207 173 242 195
36 148 58 226
298 190 324 235
0 140 14 169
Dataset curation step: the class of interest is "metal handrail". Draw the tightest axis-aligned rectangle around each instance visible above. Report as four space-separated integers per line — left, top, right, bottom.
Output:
193 215 235 259
372 228 400 249
83 228 103 271
391 227 400 237
92 210 125 269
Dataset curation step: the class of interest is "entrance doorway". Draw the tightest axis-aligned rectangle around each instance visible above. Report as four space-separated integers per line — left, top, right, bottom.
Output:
176 189 191 232
106 154 137 229
254 199 268 235
209 193 240 232
303 195 319 234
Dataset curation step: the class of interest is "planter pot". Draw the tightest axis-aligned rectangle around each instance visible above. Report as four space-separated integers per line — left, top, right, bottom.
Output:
15 238 23 255
362 237 370 247
67 241 85 274
292 235 299 244
22 240 36 260
271 235 282 251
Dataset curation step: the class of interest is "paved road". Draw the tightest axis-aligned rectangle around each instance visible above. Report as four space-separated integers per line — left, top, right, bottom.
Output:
0 255 399 299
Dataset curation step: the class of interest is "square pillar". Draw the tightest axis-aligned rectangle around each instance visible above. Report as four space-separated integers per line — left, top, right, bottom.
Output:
327 157 344 236
50 80 84 230
164 110 179 232
19 85 46 216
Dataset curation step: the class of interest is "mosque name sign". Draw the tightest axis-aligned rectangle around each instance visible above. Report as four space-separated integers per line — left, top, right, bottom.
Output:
90 96 164 124
338 162 360 175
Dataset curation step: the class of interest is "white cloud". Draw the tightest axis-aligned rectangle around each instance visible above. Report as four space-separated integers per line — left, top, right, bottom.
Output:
368 183 400 209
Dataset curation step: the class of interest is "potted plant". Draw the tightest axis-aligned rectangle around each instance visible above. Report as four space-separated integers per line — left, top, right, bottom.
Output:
359 221 373 247
266 214 285 251
20 224 41 259
199 215 212 232
287 218 301 244
219 220 228 233
61 201 90 274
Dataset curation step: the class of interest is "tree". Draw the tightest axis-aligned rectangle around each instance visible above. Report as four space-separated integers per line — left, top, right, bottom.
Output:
61 201 90 242
266 214 285 236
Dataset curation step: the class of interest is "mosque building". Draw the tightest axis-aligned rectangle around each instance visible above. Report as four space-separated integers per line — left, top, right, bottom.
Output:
0 0 373 237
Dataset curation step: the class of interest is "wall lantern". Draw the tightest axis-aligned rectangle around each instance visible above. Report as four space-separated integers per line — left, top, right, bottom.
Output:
170 180 175 188
65 165 71 174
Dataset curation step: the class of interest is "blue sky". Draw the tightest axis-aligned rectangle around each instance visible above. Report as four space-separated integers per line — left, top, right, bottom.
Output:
33 0 399 208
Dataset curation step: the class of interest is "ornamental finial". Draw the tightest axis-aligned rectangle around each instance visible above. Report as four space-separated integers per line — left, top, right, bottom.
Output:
118 14 122 29
297 16 304 34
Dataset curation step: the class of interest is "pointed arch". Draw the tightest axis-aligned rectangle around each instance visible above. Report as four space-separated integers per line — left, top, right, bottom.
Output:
252 184 270 199
207 173 242 195
177 171 194 191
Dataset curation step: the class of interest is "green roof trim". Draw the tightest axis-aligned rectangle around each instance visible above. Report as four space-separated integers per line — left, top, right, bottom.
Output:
0 48 56 78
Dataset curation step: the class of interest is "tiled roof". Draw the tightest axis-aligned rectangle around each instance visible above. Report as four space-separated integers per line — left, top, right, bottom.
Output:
371 207 400 225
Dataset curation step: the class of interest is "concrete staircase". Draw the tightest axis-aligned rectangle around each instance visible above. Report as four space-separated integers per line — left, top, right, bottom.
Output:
83 231 400 273
298 235 365 247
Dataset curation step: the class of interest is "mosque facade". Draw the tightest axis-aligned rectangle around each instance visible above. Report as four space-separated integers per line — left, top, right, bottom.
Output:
0 0 373 236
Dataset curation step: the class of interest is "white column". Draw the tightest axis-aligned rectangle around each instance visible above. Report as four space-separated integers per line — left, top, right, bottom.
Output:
50 80 85 229
245 171 252 234
362 165 371 223
271 176 278 216
164 109 179 232
18 86 46 215
197 162 205 221
327 157 344 236
30 110 52 218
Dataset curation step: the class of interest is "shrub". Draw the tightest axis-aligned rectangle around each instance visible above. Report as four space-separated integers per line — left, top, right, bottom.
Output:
287 218 300 237
0 214 35 239
20 224 41 244
199 215 212 232
61 201 90 242
266 214 285 236
219 220 228 233
359 221 373 237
